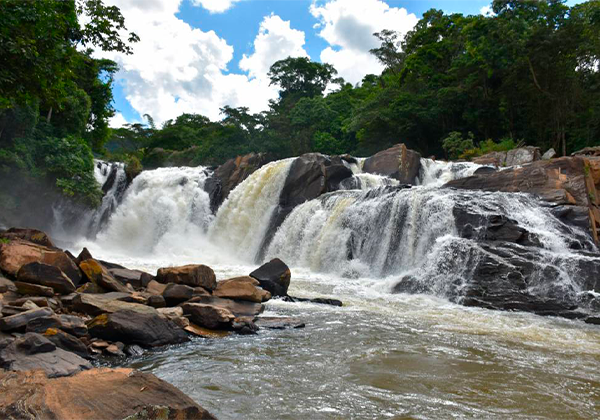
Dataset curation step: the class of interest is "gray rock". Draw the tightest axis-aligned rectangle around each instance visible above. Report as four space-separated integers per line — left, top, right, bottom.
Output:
542 148 557 160
0 307 54 332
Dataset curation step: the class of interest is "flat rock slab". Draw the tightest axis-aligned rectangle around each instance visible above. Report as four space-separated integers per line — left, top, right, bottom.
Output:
156 264 216 290
255 317 306 330
188 295 264 318
0 368 215 419
0 307 54 332
71 293 157 316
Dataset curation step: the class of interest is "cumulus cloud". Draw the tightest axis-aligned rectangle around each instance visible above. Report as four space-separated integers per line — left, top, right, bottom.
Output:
310 0 418 85
108 112 129 128
94 1 303 125
240 14 309 81
480 5 493 16
192 0 241 14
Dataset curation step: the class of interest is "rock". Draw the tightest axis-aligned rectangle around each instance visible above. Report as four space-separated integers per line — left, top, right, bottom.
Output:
0 307 54 332
572 146 600 157
104 343 125 358
124 344 144 357
16 262 76 294
71 293 158 317
14 281 54 297
214 276 271 303
187 295 264 319
473 166 497 175
0 274 16 293
109 268 150 289
77 282 108 294
147 295 166 308
285 296 343 306
0 368 216 419
157 307 190 329
0 332 91 377
20 300 39 310
43 328 89 359
542 148 557 160
249 258 291 297
156 264 217 290
146 279 167 295
58 314 88 337
363 144 422 184
181 303 236 330
26 315 61 333
0 239 80 286
505 146 542 167
76 247 94 263
255 317 306 329
585 316 600 325
231 319 259 335
472 151 506 166
184 323 231 338
204 152 269 212
162 283 194 306
11 296 50 308
0 228 55 247
79 259 130 293
88 309 189 348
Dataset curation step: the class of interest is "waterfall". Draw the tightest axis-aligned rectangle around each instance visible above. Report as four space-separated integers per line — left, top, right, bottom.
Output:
209 158 295 262
417 158 488 187
88 160 128 236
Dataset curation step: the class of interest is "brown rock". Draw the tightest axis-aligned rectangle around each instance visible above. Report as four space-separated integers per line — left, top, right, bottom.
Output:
147 295 166 308
184 323 231 338
79 259 129 293
0 307 54 331
17 262 76 294
109 267 150 289
0 368 216 419
181 302 236 330
11 296 49 308
76 247 94 263
214 276 271 303
25 315 61 333
77 282 108 294
14 281 54 297
0 273 16 293
363 144 422 184
58 314 88 337
71 293 158 316
162 283 194 305
156 264 217 290
146 279 168 295
43 328 88 359
0 228 55 247
188 295 264 319
249 258 291 297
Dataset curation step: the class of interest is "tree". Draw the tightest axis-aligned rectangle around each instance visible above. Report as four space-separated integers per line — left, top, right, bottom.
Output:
268 57 341 100
369 29 405 74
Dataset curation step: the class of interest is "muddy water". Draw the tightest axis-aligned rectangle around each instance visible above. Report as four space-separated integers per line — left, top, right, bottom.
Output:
112 261 600 420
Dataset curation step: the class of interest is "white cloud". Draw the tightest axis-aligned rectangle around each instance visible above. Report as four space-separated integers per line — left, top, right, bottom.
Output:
192 0 240 14
240 14 309 82
310 0 418 85
94 1 298 125
480 5 493 16
109 112 129 128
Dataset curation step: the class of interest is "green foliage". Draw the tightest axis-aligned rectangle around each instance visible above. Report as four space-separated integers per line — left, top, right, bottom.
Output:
442 132 475 159
460 138 517 160
0 238 9 244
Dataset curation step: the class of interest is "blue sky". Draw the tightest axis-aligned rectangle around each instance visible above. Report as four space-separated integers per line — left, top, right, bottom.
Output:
102 0 574 127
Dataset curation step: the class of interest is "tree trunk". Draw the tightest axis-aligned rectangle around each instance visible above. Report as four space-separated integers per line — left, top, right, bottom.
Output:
46 107 53 123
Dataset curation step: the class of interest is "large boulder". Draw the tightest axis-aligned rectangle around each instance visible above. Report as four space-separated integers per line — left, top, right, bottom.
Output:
204 152 269 212
0 307 54 332
249 258 291 297
16 262 76 294
181 303 236 330
363 144 422 184
472 146 541 167
0 228 55 248
0 239 80 285
87 309 189 347
79 259 129 293
109 267 152 289
0 332 91 378
0 368 215 419
162 283 194 306
214 276 271 303
156 264 216 290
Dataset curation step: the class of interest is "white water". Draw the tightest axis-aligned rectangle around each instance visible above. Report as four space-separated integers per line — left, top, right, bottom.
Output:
88 160 128 235
417 158 488 187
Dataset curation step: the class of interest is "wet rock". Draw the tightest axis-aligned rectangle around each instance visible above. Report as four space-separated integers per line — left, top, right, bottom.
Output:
25 315 61 333
156 264 217 291
0 332 91 377
71 293 158 317
162 283 194 306
0 368 216 419
14 281 54 297
88 309 189 347
0 228 55 248
0 307 54 332
181 303 236 330
184 323 231 338
585 316 600 325
17 262 76 294
214 276 271 303
79 259 129 293
231 319 259 335
187 295 264 319
473 166 497 175
147 294 166 308
363 144 422 184
43 328 88 359
204 152 269 212
249 258 291 297
255 317 306 329
124 344 144 357
104 342 125 358
285 296 343 306
58 314 88 337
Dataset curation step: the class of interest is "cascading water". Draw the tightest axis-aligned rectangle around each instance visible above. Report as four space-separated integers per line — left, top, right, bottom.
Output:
88 160 128 236
417 158 488 186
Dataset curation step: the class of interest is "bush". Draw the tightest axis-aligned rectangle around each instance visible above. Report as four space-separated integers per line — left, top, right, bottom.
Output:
460 137 518 160
442 131 475 159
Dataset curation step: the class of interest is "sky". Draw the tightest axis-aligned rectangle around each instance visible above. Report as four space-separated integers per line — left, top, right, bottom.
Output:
96 0 541 128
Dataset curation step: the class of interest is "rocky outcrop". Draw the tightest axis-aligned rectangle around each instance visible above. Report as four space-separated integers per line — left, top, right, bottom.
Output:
363 144 422 183
472 146 541 167
249 258 291 297
204 152 269 212
0 368 215 419
156 264 216 291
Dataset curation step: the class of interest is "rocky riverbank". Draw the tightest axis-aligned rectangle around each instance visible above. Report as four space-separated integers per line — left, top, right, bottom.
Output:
0 227 331 419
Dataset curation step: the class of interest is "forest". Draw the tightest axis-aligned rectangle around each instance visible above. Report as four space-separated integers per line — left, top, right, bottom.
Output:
1 0 600 210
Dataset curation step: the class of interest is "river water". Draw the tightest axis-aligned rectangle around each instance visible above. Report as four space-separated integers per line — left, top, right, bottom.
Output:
70 157 600 419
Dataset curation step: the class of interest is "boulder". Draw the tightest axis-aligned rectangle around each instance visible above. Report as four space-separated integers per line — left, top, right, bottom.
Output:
109 267 151 289
542 148 557 160
186 296 264 319
157 307 189 329
79 259 129 293
147 295 167 308
77 282 108 294
285 296 343 306
71 293 157 317
255 317 306 330
184 323 231 338
0 332 91 377
472 146 541 167
0 307 54 332
0 368 215 419
11 296 50 308
58 314 88 337
214 276 271 303
472 151 506 166
0 228 55 248
41 251 82 286
43 328 89 359
25 315 61 333
0 274 16 293
162 283 194 305
249 258 291 297
87 309 189 348
76 247 94 263
147 279 168 295
573 146 600 157
363 144 422 184
181 303 235 330
17 262 76 294
204 152 269 212
156 264 216 290
14 281 54 297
